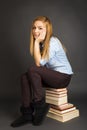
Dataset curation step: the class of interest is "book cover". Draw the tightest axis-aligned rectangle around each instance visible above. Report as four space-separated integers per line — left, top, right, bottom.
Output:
46 96 68 105
47 109 79 122
46 89 67 95
46 95 67 101
46 93 67 98
46 88 67 92
50 103 74 111
49 106 76 114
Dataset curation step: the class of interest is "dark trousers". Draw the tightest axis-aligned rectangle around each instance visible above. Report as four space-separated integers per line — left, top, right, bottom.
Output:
21 65 72 107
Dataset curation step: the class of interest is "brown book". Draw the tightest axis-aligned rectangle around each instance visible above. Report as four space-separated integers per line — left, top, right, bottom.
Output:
47 109 79 122
50 103 74 111
49 106 76 114
46 95 68 105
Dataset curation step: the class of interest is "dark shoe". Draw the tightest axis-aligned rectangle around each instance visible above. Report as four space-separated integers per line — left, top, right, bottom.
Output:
11 105 34 127
11 115 32 127
32 99 50 126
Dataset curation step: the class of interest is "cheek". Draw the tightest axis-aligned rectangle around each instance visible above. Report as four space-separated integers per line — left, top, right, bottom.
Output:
43 29 46 32
44 31 46 36
42 29 46 35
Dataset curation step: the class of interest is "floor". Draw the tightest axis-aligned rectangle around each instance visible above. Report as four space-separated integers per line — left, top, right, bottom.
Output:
0 95 87 130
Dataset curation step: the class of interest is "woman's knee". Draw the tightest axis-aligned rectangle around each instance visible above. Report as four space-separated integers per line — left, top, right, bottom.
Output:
28 65 39 74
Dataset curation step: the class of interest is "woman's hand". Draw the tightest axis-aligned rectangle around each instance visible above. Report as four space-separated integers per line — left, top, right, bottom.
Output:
34 34 45 66
35 31 46 43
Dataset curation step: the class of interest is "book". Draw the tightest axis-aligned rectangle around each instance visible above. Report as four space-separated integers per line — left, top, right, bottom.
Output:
46 95 67 101
46 93 67 98
46 89 67 95
47 109 79 122
50 103 74 111
49 106 76 114
46 88 67 92
46 95 68 105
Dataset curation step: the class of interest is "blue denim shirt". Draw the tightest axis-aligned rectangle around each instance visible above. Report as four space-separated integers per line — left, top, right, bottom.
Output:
40 36 73 75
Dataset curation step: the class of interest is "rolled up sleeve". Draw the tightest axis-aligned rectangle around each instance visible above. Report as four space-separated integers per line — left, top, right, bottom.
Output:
40 58 48 66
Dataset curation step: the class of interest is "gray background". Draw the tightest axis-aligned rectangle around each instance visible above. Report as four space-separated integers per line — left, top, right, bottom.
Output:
0 0 87 130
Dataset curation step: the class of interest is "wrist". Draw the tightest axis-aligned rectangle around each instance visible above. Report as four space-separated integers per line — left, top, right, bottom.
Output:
35 39 40 44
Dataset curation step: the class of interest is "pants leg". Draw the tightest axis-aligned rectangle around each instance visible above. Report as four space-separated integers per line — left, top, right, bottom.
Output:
28 65 72 102
21 72 32 107
28 67 45 102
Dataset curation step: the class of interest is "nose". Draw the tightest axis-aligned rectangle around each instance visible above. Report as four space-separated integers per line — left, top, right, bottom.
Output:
34 28 39 32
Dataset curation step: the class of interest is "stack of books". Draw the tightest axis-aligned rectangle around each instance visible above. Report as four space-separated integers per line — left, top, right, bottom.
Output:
46 88 79 122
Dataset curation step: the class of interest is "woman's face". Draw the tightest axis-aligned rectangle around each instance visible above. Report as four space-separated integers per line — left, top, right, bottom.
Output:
32 20 46 40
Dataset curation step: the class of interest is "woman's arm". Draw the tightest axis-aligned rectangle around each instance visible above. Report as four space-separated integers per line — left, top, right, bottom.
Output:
34 40 41 66
33 31 46 66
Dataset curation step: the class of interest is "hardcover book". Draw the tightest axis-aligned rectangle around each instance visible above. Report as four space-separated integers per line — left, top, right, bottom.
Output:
47 109 79 122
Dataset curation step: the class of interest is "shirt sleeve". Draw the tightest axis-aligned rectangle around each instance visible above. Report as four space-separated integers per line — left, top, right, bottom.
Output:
49 37 62 58
40 58 48 66
40 37 62 66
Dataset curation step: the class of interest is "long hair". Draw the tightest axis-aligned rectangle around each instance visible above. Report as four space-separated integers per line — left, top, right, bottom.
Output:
30 16 53 59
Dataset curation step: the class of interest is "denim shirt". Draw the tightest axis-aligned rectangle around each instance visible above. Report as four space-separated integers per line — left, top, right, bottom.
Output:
40 36 73 75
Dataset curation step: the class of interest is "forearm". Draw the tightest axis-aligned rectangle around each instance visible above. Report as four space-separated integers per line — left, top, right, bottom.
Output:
34 41 41 66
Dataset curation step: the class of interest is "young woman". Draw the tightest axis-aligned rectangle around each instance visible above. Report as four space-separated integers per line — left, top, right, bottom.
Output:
11 16 73 127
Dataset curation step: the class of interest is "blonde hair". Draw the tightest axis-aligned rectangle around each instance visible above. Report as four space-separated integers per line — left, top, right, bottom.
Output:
30 16 53 59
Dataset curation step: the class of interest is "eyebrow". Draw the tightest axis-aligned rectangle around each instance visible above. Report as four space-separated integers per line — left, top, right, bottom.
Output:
33 26 46 30
33 25 43 27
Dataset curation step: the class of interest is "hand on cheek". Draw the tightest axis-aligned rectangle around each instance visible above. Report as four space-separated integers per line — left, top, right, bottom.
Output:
40 31 46 40
35 31 46 43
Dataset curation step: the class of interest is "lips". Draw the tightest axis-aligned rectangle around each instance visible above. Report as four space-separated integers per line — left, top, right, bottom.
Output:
34 34 39 38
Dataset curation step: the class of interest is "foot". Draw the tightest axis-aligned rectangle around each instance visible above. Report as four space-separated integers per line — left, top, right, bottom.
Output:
11 115 32 127
33 103 50 126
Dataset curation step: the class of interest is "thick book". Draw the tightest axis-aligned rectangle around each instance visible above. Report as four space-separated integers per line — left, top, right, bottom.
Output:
46 89 67 95
50 103 74 111
46 95 67 101
46 93 67 98
47 109 79 122
49 106 76 114
46 95 68 105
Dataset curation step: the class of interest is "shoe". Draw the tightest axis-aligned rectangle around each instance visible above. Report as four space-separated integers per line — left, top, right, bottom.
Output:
11 115 32 127
32 99 50 126
11 105 34 127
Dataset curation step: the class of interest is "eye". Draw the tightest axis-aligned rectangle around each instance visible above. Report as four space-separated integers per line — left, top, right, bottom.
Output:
39 27 43 30
32 26 36 30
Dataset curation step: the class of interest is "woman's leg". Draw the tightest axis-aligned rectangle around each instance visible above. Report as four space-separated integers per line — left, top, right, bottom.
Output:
11 72 33 127
28 65 72 125
21 72 32 107
28 65 72 101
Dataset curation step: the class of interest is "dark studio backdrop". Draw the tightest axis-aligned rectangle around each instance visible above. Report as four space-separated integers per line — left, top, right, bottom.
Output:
0 0 87 110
